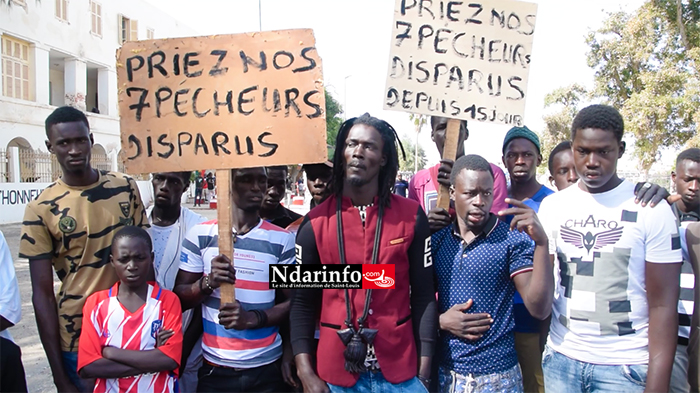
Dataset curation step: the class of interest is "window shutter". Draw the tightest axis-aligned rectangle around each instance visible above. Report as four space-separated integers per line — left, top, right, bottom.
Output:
130 19 138 41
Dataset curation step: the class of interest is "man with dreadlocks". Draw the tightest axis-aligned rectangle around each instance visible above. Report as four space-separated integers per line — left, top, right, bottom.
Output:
290 113 438 392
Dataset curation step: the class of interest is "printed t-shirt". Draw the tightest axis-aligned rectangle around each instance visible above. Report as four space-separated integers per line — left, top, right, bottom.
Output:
538 180 682 364
19 171 148 351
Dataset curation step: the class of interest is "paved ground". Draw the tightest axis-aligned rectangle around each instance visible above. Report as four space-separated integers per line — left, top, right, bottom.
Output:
2 203 228 393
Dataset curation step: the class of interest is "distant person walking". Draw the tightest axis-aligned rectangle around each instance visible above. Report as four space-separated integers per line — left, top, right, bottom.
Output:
394 173 409 197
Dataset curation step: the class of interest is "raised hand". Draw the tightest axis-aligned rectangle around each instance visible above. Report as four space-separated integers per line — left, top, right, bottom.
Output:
499 198 548 246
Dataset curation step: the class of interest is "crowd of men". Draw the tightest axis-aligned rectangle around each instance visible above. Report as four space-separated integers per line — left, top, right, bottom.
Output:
0 104 698 393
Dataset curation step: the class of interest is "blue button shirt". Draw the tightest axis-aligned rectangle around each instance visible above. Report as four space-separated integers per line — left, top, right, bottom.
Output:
433 215 535 375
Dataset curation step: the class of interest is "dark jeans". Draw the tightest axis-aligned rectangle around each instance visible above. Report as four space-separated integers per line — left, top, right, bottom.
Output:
0 337 28 393
61 351 93 393
194 188 203 206
196 360 288 393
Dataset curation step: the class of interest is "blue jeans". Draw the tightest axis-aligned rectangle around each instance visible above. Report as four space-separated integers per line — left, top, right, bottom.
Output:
327 372 427 393
62 351 92 393
542 345 647 393
438 364 523 393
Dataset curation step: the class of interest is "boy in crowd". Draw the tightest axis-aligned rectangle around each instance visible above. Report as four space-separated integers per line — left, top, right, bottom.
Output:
260 166 302 228
501 126 553 393
538 104 682 392
433 154 553 392
147 171 206 393
548 141 577 192
21 106 148 392
669 148 700 392
78 226 183 392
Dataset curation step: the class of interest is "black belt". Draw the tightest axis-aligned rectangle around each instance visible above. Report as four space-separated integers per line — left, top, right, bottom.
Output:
679 336 689 346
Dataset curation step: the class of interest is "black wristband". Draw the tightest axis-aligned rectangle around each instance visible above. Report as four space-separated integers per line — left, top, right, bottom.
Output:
252 309 268 329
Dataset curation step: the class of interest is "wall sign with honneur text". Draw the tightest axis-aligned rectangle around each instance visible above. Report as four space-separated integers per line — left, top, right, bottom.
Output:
384 0 538 126
116 29 328 173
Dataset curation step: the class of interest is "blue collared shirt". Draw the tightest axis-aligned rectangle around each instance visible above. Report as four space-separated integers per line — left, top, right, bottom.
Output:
433 214 534 374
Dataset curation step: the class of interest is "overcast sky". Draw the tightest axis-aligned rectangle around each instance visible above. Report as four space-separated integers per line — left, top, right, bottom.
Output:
145 0 651 170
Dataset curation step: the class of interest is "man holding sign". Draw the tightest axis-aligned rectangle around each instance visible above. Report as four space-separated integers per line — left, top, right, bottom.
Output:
116 28 328 393
174 167 296 393
408 116 508 232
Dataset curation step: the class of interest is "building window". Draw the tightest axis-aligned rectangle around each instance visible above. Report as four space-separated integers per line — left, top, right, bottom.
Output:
55 0 68 21
118 15 138 44
1 36 31 101
11 0 27 6
90 1 102 36
147 28 154 40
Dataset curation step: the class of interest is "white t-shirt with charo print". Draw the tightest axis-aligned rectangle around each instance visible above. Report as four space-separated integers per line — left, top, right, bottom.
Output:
538 180 682 365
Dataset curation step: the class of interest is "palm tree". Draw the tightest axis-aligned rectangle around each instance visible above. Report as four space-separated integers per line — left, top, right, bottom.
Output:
408 114 427 173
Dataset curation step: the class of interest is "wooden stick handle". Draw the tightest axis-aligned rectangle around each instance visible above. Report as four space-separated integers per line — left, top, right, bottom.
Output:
436 119 461 210
216 169 236 304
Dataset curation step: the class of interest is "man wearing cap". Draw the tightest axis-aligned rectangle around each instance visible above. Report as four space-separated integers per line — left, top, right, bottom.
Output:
501 126 553 393
305 161 333 210
286 161 333 235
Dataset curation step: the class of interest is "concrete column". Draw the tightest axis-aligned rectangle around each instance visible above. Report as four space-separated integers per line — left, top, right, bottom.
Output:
64 59 87 110
34 46 50 105
97 68 117 116
109 149 118 172
8 147 20 183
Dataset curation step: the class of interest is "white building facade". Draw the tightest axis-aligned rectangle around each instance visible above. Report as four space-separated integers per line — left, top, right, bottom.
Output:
0 0 196 222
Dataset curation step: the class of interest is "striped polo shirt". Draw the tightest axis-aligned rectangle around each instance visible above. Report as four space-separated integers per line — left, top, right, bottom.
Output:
679 222 696 344
180 219 295 368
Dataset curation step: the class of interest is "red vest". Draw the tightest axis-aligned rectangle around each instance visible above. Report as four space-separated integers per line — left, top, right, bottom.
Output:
308 194 420 387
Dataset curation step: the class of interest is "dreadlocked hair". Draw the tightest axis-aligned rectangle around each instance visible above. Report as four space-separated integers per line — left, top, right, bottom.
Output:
331 113 405 209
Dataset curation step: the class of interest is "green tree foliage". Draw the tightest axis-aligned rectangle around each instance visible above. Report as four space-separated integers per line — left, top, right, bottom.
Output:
325 87 344 153
399 136 427 173
538 84 588 174
586 1 700 173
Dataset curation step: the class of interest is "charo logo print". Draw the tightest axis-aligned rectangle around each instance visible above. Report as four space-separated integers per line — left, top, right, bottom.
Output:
560 226 624 253
363 269 395 288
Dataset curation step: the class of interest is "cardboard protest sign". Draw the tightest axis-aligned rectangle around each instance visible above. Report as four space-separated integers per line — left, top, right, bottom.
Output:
116 29 327 173
384 0 538 126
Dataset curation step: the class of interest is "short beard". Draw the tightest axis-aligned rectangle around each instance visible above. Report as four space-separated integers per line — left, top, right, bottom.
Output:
347 176 368 187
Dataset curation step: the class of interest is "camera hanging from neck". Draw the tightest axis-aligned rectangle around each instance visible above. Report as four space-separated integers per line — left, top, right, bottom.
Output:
335 196 383 373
